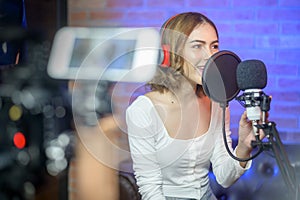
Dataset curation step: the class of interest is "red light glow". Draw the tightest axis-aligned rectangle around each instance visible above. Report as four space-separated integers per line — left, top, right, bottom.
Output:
13 132 26 149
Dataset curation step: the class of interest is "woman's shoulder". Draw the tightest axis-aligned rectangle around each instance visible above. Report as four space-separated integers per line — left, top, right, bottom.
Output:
130 91 163 106
126 91 167 119
126 94 157 126
144 91 160 101
144 90 174 105
127 93 155 113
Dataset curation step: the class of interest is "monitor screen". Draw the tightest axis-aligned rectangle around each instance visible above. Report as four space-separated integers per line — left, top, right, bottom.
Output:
69 38 136 70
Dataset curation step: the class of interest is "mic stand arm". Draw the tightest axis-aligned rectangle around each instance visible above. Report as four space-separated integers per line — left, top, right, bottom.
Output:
236 92 299 199
253 122 299 200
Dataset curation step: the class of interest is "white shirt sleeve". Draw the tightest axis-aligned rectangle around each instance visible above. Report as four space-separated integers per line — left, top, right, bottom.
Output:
126 101 166 200
210 107 252 188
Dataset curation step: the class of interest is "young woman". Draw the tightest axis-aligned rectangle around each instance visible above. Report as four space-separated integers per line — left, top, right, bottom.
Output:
126 12 257 200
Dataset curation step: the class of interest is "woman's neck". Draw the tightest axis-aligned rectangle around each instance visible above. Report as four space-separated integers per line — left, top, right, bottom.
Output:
167 80 199 105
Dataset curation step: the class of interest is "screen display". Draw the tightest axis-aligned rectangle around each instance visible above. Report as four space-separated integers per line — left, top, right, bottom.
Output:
69 38 136 70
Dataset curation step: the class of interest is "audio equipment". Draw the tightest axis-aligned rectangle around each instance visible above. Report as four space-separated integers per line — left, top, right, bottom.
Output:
236 59 268 134
159 14 179 67
202 50 241 106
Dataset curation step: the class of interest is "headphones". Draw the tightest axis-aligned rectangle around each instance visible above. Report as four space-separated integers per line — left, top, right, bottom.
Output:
160 14 180 67
160 44 170 67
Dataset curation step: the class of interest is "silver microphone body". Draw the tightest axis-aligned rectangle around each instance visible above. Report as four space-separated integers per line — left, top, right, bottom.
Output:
243 88 263 135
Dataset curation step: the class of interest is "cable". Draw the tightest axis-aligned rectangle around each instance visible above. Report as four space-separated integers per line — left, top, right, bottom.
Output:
221 106 263 162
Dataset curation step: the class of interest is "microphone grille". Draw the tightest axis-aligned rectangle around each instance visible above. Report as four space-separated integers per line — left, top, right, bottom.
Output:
236 59 267 90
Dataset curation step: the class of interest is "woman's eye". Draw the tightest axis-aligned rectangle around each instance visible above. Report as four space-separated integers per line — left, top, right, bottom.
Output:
192 44 202 49
212 44 219 50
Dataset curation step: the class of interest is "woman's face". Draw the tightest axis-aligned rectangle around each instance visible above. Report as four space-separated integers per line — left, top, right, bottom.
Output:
182 23 219 85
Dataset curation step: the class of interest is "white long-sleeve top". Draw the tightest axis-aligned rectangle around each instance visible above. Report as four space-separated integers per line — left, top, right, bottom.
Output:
126 95 251 200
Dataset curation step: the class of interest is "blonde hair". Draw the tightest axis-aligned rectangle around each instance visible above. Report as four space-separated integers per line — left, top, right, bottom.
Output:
148 12 219 96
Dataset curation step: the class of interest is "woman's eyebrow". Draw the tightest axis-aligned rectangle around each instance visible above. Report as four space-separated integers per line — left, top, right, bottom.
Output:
189 39 219 44
189 39 205 44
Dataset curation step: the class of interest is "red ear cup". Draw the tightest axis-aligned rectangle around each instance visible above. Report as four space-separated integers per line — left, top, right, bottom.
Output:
161 44 170 67
160 14 180 67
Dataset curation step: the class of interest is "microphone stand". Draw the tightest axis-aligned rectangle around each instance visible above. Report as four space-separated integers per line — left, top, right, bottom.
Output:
236 93 300 200
256 121 299 199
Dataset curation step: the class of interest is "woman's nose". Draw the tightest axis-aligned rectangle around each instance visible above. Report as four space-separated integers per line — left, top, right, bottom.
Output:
202 46 213 61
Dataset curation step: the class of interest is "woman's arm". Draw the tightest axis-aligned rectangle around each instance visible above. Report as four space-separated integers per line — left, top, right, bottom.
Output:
235 111 254 168
210 107 252 188
126 104 166 200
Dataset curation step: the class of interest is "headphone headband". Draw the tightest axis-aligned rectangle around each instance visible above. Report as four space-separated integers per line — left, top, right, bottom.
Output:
160 14 180 67
160 14 180 45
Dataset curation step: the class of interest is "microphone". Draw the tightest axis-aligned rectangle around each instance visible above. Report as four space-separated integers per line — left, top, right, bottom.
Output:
236 59 268 135
202 50 241 107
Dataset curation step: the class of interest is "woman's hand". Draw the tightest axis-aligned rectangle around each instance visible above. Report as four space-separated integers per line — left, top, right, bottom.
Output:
236 111 267 167
238 111 255 150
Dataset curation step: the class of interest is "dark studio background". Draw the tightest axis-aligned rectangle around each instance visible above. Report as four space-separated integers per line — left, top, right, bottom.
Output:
0 0 69 199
